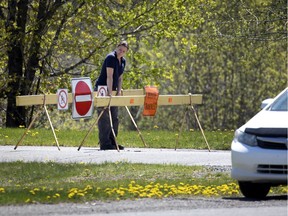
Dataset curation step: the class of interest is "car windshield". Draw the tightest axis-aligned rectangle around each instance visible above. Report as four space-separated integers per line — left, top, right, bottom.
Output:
269 89 288 111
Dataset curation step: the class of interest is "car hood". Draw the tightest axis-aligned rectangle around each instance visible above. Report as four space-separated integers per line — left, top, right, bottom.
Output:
240 110 288 131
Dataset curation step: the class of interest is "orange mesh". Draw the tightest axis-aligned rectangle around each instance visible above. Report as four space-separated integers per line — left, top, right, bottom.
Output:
143 86 159 116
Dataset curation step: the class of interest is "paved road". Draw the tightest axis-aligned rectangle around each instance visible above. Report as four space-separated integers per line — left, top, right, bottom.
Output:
94 206 288 216
1 196 287 216
0 145 231 166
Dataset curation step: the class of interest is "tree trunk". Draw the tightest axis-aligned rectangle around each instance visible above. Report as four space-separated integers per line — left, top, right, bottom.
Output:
6 0 29 127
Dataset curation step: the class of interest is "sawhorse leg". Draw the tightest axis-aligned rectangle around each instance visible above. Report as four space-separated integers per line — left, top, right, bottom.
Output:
175 104 211 152
125 106 147 147
15 97 60 151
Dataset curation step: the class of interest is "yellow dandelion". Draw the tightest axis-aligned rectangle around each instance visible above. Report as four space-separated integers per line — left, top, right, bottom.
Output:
85 185 93 191
77 192 85 197
96 187 101 192
69 188 78 193
68 193 75 198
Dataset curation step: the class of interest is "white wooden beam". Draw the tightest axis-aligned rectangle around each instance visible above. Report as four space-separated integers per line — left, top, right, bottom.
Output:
94 95 202 107
16 90 202 107
16 89 144 106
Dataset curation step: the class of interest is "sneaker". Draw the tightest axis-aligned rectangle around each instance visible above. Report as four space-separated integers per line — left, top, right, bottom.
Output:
100 144 124 150
117 144 125 150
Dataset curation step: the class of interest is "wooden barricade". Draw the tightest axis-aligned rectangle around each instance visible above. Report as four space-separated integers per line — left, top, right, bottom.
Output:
14 89 209 151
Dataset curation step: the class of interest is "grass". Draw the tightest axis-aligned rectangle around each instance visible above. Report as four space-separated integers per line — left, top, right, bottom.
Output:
0 161 287 205
0 127 233 150
0 128 286 205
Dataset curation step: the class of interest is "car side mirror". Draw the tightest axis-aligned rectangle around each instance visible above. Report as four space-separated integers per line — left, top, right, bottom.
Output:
261 98 274 109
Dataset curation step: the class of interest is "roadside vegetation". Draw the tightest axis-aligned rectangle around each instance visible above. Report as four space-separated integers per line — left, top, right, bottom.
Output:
0 128 287 205
0 161 287 205
0 127 233 150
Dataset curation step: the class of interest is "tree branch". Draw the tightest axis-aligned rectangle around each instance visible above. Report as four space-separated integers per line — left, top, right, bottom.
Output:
42 1 85 60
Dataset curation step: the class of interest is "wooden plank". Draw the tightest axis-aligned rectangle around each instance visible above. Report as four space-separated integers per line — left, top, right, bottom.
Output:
16 94 66 106
158 95 202 106
16 89 144 106
94 94 202 107
95 96 145 107
16 91 202 107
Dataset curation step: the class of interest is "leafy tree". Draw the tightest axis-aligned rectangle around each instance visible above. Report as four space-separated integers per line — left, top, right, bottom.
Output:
141 0 287 130
1 0 286 131
0 0 209 127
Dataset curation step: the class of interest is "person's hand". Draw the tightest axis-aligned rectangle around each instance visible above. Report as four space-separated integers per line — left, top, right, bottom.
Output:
116 89 123 96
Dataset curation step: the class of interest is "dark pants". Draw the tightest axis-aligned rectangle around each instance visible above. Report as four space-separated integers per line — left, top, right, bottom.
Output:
97 106 119 147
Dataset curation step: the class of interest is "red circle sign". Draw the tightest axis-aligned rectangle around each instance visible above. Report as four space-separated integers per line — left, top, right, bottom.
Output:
58 89 68 109
74 81 92 116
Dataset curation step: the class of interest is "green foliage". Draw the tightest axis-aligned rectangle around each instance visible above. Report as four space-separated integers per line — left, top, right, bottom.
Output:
140 0 287 130
0 0 286 130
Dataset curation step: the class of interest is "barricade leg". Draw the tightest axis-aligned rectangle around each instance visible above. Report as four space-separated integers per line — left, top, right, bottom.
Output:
44 104 60 151
190 105 211 152
175 107 189 150
14 103 61 151
77 107 106 151
108 106 120 152
125 106 147 147
14 109 42 150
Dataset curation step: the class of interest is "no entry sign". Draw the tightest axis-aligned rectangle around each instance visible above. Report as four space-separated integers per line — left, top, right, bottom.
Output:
71 77 94 119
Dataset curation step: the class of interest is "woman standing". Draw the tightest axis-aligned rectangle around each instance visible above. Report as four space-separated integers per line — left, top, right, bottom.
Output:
94 41 129 150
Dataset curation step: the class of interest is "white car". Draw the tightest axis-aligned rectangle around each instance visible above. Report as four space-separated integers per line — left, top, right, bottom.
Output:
231 87 288 199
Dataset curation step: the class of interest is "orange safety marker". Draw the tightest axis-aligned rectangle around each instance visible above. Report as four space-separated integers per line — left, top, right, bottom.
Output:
143 86 159 116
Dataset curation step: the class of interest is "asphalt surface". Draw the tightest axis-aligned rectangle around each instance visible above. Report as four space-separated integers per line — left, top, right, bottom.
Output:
0 145 231 166
1 196 287 216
